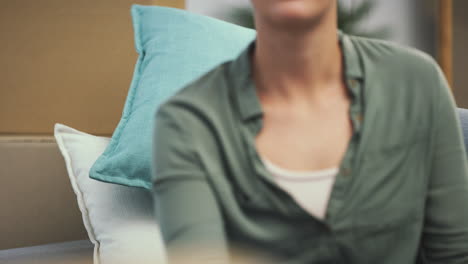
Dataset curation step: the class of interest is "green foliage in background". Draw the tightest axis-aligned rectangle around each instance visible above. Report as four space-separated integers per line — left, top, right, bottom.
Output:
224 0 390 39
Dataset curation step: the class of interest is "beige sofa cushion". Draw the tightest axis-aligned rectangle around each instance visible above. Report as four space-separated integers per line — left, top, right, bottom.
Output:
0 137 88 250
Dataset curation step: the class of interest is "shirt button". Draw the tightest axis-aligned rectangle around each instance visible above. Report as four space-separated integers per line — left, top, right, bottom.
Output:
341 167 352 176
349 79 358 88
355 113 363 122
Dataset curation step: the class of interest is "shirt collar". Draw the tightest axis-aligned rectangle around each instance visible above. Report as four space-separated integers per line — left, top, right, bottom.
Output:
230 30 364 122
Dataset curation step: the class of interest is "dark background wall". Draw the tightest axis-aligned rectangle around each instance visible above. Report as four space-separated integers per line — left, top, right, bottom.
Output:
454 0 468 108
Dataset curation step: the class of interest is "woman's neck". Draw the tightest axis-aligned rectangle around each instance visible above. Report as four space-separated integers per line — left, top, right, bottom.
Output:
252 7 343 104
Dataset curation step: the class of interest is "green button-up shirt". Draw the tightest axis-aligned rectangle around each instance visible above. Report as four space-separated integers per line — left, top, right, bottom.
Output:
152 32 468 264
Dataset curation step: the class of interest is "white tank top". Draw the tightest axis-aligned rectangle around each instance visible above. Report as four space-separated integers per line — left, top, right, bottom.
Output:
260 155 339 220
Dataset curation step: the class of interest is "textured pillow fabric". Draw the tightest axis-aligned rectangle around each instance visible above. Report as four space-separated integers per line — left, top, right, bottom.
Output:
54 124 166 264
89 5 256 189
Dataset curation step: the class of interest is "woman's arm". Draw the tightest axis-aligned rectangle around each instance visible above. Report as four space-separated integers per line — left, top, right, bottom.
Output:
152 104 229 264
421 61 468 263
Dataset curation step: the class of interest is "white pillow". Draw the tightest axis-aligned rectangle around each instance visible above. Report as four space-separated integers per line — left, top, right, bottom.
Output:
54 124 166 264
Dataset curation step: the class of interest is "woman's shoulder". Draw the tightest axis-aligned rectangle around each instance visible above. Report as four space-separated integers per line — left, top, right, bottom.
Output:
348 34 445 106
347 35 447 134
348 34 439 78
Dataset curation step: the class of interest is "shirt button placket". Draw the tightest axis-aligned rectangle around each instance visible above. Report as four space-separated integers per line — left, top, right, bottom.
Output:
327 78 360 222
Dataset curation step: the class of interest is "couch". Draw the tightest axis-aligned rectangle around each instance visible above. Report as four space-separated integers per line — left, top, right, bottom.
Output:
0 136 93 264
1 108 467 264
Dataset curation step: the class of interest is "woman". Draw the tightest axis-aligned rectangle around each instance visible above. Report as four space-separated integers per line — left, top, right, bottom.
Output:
152 0 468 263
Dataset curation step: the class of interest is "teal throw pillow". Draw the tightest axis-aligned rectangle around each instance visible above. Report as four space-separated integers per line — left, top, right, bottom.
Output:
89 5 256 189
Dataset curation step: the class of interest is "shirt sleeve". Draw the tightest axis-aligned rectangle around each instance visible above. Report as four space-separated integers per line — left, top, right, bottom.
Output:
151 103 230 264
421 60 468 263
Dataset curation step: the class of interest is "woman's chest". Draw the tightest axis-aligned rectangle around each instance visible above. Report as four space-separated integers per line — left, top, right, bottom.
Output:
254 108 353 171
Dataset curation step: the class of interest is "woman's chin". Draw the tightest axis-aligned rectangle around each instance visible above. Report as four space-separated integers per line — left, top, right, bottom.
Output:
272 2 311 17
268 2 324 27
